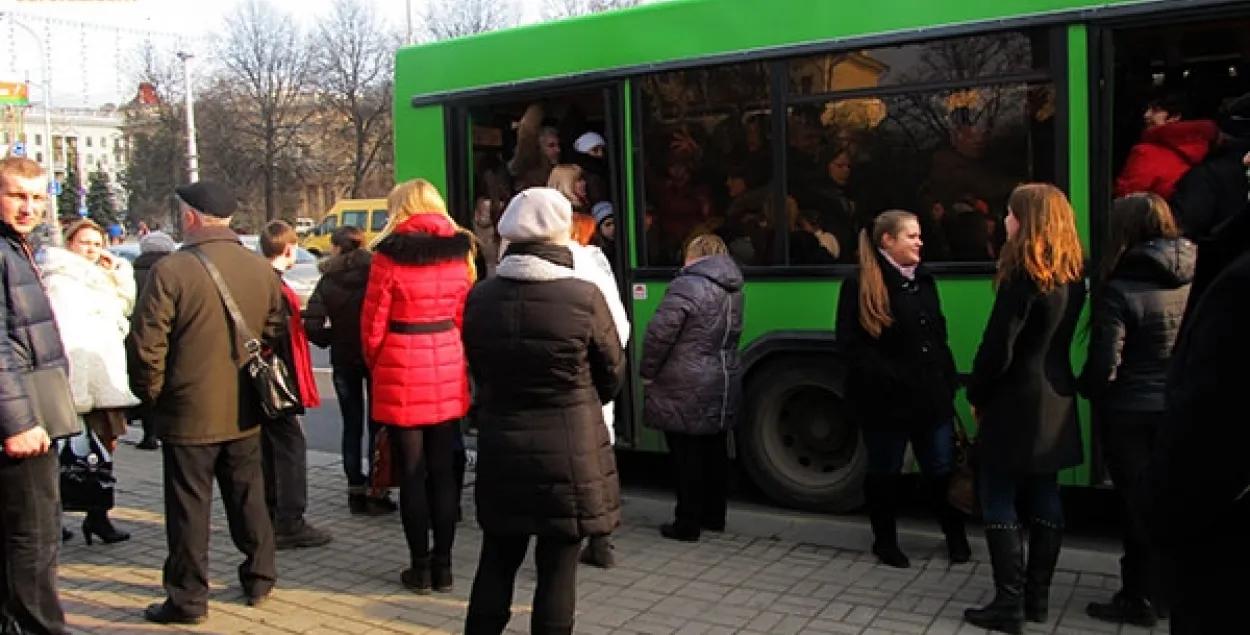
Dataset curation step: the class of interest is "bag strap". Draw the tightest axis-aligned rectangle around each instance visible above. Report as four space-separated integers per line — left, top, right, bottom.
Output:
189 247 261 361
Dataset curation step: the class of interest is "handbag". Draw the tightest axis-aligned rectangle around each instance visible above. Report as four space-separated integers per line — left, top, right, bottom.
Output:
368 426 398 498
57 420 116 513
22 366 79 439
947 415 978 517
189 248 302 420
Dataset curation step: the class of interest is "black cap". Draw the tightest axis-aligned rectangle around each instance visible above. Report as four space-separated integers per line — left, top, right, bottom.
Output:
1217 92 1250 140
174 180 238 218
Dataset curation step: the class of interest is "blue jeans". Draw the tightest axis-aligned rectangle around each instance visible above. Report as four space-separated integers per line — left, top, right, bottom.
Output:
332 364 378 489
979 468 1064 526
863 419 955 476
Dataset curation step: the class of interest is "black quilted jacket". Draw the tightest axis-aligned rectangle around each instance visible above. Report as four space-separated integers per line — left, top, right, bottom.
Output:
641 254 745 436
0 225 69 443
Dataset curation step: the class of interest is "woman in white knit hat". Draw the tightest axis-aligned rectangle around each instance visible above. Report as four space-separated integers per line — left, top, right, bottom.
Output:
462 187 626 635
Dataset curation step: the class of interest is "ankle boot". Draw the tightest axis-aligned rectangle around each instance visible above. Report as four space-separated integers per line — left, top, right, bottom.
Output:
82 510 130 545
431 555 453 593
866 475 910 568
401 558 432 595
964 524 1025 634
929 474 972 563
1024 519 1063 623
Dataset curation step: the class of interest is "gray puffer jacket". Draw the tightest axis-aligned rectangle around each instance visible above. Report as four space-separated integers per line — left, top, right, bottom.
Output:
1079 237 1195 412
641 254 745 436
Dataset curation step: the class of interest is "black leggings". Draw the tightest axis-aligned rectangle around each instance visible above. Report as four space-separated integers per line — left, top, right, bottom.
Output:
391 421 459 567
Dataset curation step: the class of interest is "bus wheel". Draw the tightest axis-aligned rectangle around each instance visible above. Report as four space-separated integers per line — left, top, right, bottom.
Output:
739 360 865 513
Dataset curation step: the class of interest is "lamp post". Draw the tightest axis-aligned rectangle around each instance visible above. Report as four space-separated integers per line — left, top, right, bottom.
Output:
2 12 59 245
405 0 413 45
176 51 199 183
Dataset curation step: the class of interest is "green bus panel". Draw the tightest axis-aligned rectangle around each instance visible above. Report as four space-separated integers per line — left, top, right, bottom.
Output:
395 106 448 192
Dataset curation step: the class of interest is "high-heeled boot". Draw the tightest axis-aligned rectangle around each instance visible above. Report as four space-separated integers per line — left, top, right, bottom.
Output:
865 475 910 568
964 524 1025 634
1024 519 1063 623
82 510 130 545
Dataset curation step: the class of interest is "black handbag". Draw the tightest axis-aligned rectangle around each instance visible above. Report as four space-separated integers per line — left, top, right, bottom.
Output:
190 248 302 420
21 366 79 439
57 423 116 513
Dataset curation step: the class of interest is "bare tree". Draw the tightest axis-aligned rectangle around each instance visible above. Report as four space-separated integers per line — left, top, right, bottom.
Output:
541 0 644 20
217 0 315 221
118 42 189 231
313 0 395 198
423 0 520 41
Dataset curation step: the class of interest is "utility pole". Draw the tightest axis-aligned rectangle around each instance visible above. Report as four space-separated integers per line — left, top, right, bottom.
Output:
176 51 199 183
405 0 413 45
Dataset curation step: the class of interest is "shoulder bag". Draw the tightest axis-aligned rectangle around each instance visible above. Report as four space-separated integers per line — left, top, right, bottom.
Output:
189 247 302 420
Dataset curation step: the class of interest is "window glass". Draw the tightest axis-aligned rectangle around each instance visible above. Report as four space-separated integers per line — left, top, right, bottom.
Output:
341 210 368 228
786 83 1056 264
638 61 777 267
789 31 1048 96
371 209 388 232
322 216 337 233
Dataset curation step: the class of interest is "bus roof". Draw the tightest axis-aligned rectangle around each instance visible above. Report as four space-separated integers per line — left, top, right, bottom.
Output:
396 0 1173 102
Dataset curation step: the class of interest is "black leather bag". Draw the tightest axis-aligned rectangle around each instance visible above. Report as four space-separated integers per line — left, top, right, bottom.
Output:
58 423 116 513
190 248 302 420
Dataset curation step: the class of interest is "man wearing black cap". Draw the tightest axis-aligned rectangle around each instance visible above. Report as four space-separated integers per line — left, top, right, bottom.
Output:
129 180 286 624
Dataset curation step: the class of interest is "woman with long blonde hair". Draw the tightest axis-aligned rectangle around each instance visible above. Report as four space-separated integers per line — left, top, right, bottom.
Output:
964 183 1087 634
834 210 968 569
361 178 476 595
548 164 598 246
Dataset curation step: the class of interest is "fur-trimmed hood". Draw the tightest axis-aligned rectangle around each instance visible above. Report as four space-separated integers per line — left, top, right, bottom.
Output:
318 248 372 275
374 231 473 265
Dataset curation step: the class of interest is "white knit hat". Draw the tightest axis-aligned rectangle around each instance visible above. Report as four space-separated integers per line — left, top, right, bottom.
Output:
497 188 573 244
574 131 605 154
139 231 177 254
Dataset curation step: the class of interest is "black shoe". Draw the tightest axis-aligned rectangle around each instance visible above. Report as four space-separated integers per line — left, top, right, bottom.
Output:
61 526 73 543
659 523 699 542
1024 519 1063 623
580 535 616 569
83 513 130 546
929 474 972 564
701 518 726 532
1086 593 1158 628
143 601 206 625
866 475 911 568
402 560 432 595
246 593 270 608
368 493 398 515
431 559 453 593
275 523 333 550
136 435 160 450
348 493 369 515
964 524 1025 634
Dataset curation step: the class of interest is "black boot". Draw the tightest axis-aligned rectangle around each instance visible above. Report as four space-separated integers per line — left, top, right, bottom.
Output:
82 510 130 545
929 474 972 564
865 475 910 568
431 556 453 593
401 558 432 595
1086 592 1158 628
464 609 511 635
964 524 1025 634
1024 519 1063 623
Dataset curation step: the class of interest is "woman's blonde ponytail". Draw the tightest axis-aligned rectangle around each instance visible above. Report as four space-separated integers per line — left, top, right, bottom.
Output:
857 229 892 338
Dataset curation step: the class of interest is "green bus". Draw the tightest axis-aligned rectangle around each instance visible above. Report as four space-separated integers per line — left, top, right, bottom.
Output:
393 0 1249 512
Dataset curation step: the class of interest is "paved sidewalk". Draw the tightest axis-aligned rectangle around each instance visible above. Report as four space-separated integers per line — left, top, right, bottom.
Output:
56 436 1169 635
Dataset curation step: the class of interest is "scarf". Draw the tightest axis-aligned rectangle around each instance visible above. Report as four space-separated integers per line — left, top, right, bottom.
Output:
281 282 321 409
878 248 917 281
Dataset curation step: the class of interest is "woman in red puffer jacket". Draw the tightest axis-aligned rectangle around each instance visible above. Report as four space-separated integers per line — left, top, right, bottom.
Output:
361 178 476 596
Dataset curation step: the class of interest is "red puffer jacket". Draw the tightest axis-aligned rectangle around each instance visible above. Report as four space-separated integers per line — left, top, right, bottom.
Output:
1114 120 1218 200
361 213 474 427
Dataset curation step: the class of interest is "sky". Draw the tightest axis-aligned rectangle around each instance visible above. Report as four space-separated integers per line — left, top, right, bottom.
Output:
1 0 549 108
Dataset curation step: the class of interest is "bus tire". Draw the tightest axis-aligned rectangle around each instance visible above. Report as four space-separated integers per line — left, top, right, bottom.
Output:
738 359 866 513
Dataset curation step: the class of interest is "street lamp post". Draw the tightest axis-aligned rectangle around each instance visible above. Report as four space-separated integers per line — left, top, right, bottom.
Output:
176 51 199 183
2 12 59 245
405 0 413 45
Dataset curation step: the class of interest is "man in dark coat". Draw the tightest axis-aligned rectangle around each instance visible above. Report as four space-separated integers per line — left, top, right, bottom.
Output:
129 181 287 624
0 157 71 635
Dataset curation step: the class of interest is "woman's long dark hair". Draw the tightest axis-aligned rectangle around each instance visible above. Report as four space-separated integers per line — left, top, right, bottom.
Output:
1094 193 1179 293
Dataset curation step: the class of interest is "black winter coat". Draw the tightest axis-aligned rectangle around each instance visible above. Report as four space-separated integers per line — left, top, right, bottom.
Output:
640 254 744 436
1079 238 1194 413
462 243 627 540
0 226 70 444
302 249 371 368
132 251 169 304
968 275 1086 474
835 257 957 429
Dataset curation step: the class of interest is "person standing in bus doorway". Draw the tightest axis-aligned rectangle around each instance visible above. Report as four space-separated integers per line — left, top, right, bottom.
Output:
641 234 744 542
833 210 970 569
362 179 475 595
461 188 625 635
1078 194 1193 627
963 183 1086 635
1114 93 1217 200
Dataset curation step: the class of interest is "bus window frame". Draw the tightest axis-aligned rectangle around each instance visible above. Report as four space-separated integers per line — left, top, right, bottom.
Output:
628 25 1071 281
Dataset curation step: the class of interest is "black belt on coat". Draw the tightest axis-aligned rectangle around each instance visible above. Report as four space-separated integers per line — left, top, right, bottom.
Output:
388 318 455 334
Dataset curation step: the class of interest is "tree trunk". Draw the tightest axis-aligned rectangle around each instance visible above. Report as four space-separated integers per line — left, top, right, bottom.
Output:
265 129 276 222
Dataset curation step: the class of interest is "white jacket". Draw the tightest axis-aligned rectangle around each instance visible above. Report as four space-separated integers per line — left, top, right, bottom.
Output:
39 247 140 413
569 243 630 443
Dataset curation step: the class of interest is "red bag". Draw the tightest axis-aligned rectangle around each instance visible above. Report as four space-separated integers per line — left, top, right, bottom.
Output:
369 427 398 498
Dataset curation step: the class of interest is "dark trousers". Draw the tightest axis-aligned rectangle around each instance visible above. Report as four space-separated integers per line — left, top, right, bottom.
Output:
664 431 729 532
465 533 581 635
392 422 458 566
863 419 955 475
161 435 277 615
979 469 1064 526
332 365 378 489
0 451 67 635
261 415 308 532
1100 410 1163 602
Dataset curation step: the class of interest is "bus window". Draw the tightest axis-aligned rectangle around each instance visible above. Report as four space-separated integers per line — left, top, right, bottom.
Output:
638 61 776 268
341 210 368 229
371 209 388 232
